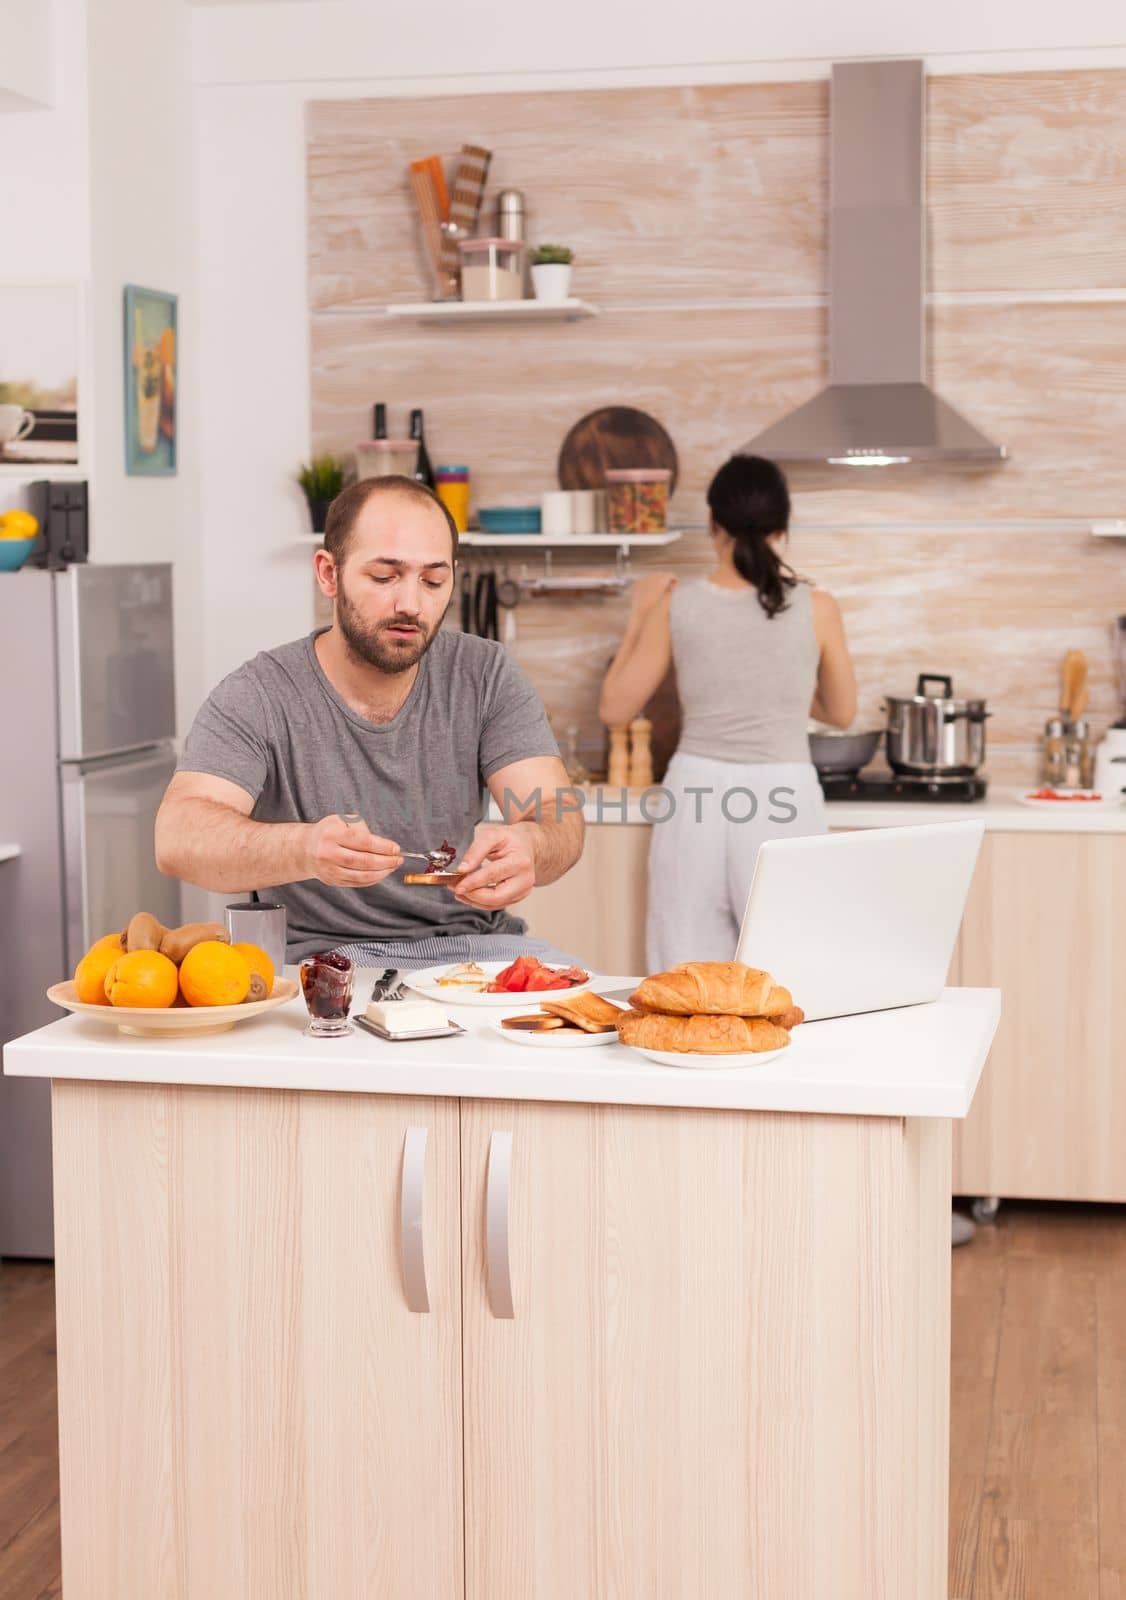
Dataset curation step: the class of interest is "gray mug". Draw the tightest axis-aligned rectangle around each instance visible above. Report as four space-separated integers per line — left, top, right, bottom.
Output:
225 901 287 978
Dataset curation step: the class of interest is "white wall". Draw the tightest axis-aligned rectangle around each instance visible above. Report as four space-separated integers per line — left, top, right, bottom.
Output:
0 0 56 110
190 0 1126 712
86 0 203 732
0 0 90 528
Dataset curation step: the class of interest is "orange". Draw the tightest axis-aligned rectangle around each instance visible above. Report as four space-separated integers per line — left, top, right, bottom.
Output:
179 941 251 1007
233 942 274 996
104 950 179 1009
74 940 121 1005
91 931 125 954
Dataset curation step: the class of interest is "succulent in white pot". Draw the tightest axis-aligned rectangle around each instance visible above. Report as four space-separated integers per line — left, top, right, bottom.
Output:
530 244 574 304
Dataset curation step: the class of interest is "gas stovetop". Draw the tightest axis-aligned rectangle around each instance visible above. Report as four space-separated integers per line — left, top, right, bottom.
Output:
820 773 988 803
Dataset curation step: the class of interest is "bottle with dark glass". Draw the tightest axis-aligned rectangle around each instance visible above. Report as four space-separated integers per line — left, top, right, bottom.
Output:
372 403 388 440
410 408 436 491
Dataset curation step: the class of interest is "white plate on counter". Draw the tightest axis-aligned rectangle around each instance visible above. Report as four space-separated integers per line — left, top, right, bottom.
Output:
489 1018 620 1049
405 960 594 1008
1018 790 1125 811
630 1044 790 1070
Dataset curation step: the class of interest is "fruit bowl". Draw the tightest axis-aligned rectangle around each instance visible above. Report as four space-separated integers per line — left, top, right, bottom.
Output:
46 977 300 1037
0 538 35 573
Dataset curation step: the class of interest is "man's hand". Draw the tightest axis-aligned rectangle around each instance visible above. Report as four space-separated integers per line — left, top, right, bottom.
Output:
451 823 536 910
304 814 404 887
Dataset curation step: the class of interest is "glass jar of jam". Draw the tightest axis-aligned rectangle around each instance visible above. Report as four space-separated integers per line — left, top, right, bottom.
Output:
300 952 356 1038
605 468 671 534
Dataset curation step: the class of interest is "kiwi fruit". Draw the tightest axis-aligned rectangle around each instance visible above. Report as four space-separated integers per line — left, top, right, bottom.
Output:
159 922 231 964
125 911 166 953
245 974 269 1003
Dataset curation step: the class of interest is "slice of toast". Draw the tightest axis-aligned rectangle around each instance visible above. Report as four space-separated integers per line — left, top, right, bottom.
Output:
540 991 624 1034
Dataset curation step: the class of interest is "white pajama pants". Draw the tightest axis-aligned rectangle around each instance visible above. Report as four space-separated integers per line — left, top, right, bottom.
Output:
645 751 828 972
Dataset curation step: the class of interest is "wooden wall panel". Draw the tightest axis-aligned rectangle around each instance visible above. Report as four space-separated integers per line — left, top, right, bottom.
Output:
308 69 1126 780
307 83 829 310
310 300 1126 523
927 70 1126 293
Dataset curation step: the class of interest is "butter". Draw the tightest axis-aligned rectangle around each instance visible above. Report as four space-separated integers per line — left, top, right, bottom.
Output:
365 998 448 1034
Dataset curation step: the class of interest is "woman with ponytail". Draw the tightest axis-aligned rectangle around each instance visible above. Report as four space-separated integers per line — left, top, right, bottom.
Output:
599 454 857 969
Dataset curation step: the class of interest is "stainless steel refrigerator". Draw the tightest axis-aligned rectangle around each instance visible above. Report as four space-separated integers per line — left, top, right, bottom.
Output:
0 563 181 1257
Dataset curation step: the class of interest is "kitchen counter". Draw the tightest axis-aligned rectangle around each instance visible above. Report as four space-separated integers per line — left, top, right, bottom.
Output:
0 844 20 862
5 974 998 1119
7 976 998 1599
504 783 1126 831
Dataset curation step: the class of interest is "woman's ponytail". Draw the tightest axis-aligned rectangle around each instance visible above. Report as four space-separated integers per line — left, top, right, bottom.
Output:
706 455 797 619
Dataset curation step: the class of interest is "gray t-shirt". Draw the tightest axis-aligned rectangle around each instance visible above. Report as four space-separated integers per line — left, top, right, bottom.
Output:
178 628 560 959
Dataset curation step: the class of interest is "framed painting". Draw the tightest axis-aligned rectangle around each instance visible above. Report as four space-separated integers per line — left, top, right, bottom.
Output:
0 282 81 466
124 285 177 475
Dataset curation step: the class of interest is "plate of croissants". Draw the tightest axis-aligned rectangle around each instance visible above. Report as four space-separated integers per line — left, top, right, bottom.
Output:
614 961 803 1068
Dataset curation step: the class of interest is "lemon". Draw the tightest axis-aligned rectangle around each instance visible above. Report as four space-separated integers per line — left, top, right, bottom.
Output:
0 510 39 540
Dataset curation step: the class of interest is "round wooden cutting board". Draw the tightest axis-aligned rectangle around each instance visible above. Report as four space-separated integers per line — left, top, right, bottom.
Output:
557 406 679 492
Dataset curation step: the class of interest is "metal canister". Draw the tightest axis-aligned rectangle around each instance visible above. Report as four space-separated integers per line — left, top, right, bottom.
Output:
495 189 525 242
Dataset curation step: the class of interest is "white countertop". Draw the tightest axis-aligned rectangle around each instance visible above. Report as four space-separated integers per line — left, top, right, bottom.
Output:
3 975 999 1120
512 786 1126 833
0 844 20 863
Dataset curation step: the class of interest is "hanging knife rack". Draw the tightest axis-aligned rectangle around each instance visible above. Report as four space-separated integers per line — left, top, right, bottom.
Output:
459 545 635 583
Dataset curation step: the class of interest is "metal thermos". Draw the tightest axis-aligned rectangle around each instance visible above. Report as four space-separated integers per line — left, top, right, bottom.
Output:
496 189 525 242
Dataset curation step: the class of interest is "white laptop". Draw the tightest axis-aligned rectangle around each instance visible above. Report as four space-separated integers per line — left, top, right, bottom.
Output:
734 821 985 1023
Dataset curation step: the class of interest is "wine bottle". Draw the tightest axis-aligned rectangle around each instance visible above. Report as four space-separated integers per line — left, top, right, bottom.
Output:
410 408 436 491
372 403 387 440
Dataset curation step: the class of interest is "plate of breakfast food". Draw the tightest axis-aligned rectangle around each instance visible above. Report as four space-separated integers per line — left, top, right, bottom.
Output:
1019 788 1123 810
614 960 804 1068
490 990 626 1047
406 955 593 1007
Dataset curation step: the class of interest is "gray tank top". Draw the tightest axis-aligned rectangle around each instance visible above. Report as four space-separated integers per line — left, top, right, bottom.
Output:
670 578 819 764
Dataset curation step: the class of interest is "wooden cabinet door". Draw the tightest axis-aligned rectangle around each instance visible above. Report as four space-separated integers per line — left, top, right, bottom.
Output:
460 1097 950 1600
521 821 650 974
52 1083 464 1600
954 832 1126 1201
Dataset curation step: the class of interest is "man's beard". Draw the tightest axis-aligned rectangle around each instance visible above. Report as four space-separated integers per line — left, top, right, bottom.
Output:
336 576 441 675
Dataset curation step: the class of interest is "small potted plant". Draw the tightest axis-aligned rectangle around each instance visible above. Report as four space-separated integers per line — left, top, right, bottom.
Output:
297 455 345 534
530 244 574 304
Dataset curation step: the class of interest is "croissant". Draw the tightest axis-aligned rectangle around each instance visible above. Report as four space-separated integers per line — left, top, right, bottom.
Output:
616 1009 792 1055
630 962 794 1019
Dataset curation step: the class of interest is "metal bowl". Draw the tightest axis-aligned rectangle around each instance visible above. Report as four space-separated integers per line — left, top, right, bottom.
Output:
808 728 883 777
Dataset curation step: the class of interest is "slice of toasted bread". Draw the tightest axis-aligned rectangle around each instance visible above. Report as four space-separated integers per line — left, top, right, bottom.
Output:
403 871 469 886
540 991 624 1033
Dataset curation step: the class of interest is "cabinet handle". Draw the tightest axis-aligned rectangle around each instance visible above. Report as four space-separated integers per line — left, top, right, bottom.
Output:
486 1130 515 1319
400 1125 430 1313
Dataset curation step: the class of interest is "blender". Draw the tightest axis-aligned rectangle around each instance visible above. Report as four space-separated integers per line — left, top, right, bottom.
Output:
1094 616 1126 798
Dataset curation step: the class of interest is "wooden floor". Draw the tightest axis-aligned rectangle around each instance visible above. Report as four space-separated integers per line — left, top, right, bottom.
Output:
0 1262 60 1600
950 1202 1126 1600
0 1203 1122 1600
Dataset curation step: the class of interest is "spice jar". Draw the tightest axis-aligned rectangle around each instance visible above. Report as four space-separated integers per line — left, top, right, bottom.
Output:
1041 717 1066 789
457 237 526 302
355 439 417 479
1063 720 1093 789
605 468 672 534
435 465 470 533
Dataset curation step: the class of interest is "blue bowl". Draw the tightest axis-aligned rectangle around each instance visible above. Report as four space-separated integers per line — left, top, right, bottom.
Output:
476 506 542 535
0 538 35 573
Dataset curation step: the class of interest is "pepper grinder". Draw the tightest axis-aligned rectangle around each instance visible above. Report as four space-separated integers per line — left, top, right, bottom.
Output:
628 717 653 790
607 725 630 788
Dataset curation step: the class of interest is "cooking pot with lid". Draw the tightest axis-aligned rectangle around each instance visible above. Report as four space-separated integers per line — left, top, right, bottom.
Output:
884 673 990 777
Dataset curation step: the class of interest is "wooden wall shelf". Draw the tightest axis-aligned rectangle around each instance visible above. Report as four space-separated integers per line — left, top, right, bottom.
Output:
315 299 598 326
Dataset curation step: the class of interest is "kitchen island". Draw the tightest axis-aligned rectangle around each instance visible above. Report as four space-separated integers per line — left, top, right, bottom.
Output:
5 979 998 1600
517 786 1126 1204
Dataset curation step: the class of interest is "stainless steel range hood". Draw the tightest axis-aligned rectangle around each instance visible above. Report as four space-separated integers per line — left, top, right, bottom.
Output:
743 59 1006 468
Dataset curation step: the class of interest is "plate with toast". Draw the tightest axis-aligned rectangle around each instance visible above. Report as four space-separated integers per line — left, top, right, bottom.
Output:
489 990 626 1048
